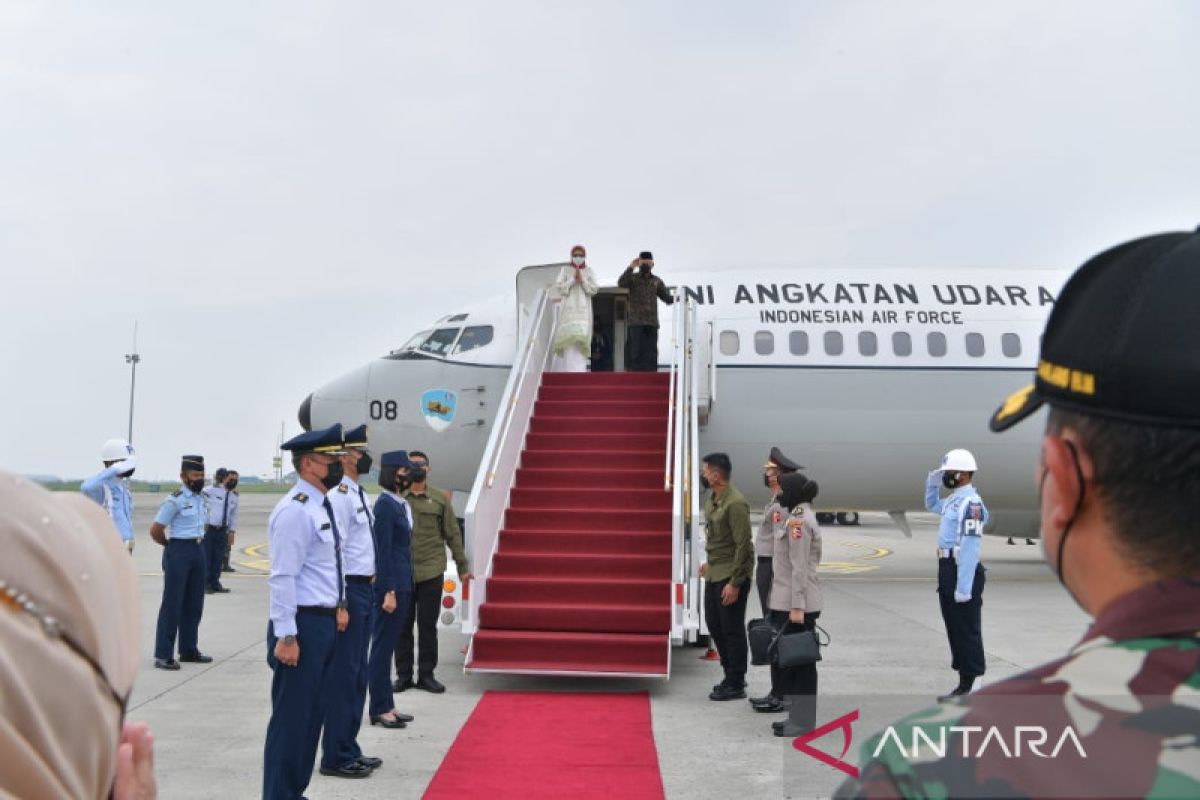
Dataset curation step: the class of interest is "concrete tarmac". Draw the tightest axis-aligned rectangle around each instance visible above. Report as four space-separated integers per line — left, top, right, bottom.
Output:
125 492 1088 799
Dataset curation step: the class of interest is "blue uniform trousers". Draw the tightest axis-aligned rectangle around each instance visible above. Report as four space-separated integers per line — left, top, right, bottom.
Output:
263 613 337 800
368 588 412 717
937 557 986 678
203 525 228 590
320 581 373 769
154 539 206 660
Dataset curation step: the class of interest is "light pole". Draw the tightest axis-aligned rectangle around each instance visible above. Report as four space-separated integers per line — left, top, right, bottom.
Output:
125 321 141 444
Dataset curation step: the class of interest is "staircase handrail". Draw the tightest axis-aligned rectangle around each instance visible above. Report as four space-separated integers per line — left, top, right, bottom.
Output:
669 297 700 644
463 288 557 635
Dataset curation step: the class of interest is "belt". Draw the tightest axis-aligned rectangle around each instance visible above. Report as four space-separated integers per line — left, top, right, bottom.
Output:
346 575 374 585
297 605 337 617
205 524 227 532
937 547 959 559
167 538 203 545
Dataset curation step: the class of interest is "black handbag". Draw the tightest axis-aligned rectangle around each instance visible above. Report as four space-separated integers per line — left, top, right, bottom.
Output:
747 618 778 666
772 624 830 669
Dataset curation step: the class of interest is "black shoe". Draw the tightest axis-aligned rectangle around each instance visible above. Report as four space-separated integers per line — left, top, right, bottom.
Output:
748 694 778 706
178 652 213 663
754 698 789 714
773 721 813 737
709 684 746 701
319 762 372 779
416 675 445 694
714 680 748 692
154 658 180 671
356 756 382 770
937 687 971 703
370 714 406 729
1006 537 1015 545
204 588 216 594
392 678 415 693
1026 538 1036 545
221 565 235 573
392 711 415 723
214 586 230 593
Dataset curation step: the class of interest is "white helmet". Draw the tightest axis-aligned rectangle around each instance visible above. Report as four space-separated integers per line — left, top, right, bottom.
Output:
100 438 135 463
940 448 978 473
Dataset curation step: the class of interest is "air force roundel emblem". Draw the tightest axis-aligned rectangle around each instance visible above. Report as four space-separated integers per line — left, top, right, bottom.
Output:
421 389 458 432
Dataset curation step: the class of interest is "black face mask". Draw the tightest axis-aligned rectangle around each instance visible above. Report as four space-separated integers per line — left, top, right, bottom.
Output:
1041 441 1086 605
120 468 136 479
320 460 344 490
395 477 413 493
226 479 238 490
409 467 428 484
639 264 652 275
356 453 373 475
699 475 710 491
942 472 960 490
186 478 205 493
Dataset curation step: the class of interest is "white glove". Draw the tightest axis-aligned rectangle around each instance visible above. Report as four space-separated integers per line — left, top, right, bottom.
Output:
927 469 942 482
954 590 971 603
115 456 137 477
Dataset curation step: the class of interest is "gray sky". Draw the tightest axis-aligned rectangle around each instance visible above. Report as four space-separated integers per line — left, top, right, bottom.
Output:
2 0 1198 480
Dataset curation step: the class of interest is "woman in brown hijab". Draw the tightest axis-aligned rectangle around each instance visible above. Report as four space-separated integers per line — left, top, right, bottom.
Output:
0 470 156 799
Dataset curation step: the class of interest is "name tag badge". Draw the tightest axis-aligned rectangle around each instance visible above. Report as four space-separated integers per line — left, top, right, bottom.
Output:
320 523 331 530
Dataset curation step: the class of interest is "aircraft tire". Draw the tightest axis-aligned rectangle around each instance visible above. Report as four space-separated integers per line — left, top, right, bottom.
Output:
836 511 860 526
816 512 836 525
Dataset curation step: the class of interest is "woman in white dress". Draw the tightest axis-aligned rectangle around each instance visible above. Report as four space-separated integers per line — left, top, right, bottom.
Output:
551 244 599 372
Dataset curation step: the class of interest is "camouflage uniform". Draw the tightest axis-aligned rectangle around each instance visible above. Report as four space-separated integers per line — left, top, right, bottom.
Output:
618 267 674 371
837 577 1200 799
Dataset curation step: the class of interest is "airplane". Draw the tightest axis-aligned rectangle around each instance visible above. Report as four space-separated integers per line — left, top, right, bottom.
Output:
299 263 1069 539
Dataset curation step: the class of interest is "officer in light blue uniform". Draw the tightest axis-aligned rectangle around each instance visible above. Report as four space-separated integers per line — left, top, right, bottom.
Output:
263 424 349 800
924 447 989 702
151 454 212 670
202 469 240 593
319 424 385 779
80 437 137 552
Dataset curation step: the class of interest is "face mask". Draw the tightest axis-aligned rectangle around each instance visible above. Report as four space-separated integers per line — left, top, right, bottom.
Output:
186 478 205 493
119 466 136 479
571 256 585 267
1040 442 1086 605
395 476 413 493
699 475 710 491
356 453 373 474
639 264 652 275
226 479 237 490
320 460 344 490
409 467 428 484
942 472 960 490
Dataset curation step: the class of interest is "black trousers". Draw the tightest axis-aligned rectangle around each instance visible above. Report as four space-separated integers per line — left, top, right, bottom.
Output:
756 556 773 618
628 325 659 372
394 576 442 681
937 558 986 678
203 525 227 589
768 609 820 728
704 578 751 683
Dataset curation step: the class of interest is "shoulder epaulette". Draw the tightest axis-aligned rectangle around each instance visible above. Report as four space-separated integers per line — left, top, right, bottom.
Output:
337 484 350 493
171 489 182 497
293 492 309 504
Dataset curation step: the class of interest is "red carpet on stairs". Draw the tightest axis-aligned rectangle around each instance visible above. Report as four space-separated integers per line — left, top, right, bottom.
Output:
469 372 673 675
423 691 665 800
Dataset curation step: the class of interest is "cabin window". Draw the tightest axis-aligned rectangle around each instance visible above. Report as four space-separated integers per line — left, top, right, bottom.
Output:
789 331 809 355
1002 333 1022 358
455 325 494 354
927 331 947 357
754 331 774 355
418 327 461 356
892 332 912 357
965 332 986 358
858 331 878 356
824 331 844 356
399 330 430 353
719 330 740 356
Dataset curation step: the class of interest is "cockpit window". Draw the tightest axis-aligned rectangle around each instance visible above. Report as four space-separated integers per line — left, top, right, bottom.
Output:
398 330 431 353
454 325 494 354
418 328 461 356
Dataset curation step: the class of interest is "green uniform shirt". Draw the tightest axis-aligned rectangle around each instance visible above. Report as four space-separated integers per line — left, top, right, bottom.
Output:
702 484 754 585
403 485 469 584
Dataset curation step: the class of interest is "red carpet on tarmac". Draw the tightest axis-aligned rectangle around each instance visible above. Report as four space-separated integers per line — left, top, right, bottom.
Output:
423 691 665 799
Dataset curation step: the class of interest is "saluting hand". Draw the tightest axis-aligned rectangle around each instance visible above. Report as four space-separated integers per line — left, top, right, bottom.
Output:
336 607 349 632
274 638 300 667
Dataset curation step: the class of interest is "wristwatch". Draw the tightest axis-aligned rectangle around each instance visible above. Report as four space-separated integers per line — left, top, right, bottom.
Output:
282 635 297 645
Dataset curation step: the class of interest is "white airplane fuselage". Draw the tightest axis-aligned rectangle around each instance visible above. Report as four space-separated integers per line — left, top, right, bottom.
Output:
302 266 1068 537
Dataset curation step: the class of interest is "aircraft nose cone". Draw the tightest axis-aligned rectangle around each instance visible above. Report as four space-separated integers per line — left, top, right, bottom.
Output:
298 394 313 431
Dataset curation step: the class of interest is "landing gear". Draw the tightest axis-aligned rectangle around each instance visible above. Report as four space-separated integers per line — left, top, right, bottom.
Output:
816 512 836 525
835 512 860 526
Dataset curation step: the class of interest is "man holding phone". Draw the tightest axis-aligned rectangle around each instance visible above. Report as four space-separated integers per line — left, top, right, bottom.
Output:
617 251 674 371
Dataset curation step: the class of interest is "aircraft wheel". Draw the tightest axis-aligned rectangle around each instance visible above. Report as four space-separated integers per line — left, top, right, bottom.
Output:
816 512 836 525
835 512 860 526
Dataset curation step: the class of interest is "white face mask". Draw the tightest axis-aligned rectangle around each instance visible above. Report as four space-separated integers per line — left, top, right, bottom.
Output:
571 256 585 267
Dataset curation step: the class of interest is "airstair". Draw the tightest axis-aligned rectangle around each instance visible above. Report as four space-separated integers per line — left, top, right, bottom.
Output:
462 269 706 677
